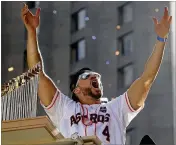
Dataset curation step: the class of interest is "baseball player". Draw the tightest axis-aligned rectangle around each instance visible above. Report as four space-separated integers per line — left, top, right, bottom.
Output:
21 3 172 144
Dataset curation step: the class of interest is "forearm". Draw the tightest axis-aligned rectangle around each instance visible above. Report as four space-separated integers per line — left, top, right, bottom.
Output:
141 40 166 83
127 40 166 109
27 29 43 69
127 7 171 110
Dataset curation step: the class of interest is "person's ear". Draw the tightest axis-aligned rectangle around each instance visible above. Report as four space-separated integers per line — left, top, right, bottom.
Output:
74 87 81 95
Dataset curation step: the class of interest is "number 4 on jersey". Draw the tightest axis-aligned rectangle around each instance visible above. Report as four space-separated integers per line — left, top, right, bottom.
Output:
102 125 110 142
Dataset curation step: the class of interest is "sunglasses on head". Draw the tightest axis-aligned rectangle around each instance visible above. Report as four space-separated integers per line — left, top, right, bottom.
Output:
75 71 101 88
78 71 101 80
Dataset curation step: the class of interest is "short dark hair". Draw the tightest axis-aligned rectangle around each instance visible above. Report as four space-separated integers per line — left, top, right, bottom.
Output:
70 67 92 102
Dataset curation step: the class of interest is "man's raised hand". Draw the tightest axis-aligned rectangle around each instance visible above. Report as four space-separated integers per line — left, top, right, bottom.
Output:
21 3 41 32
152 7 172 38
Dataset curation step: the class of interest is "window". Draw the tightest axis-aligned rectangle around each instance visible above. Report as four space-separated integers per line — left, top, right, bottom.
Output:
78 9 86 30
71 9 86 33
23 50 28 71
126 128 134 145
118 33 133 56
69 75 73 97
118 64 133 88
118 2 133 25
78 39 86 60
35 1 40 7
71 1 78 7
36 25 40 35
26 1 36 9
124 65 133 87
126 134 131 145
70 39 86 64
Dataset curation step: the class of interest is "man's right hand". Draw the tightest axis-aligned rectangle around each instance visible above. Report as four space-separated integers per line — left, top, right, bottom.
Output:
21 3 40 32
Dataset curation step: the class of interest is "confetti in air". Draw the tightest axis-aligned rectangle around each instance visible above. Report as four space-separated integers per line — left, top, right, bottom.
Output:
116 25 121 30
53 10 57 14
8 67 14 72
85 17 89 21
92 36 96 40
106 61 110 65
155 8 159 12
57 80 60 84
115 51 120 56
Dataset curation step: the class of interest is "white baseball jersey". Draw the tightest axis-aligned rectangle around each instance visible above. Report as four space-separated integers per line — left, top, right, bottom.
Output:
41 90 144 145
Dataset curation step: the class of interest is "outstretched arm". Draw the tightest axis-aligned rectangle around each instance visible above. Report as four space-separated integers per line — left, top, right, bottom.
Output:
127 7 172 110
21 3 57 106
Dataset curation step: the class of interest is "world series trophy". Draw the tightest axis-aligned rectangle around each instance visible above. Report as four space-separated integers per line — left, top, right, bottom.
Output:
1 63 101 145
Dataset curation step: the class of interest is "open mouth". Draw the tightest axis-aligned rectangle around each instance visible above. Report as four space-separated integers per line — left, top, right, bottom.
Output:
91 80 99 88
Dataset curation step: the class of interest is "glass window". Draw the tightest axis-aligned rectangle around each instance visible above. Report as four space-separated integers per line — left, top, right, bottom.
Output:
123 33 133 55
118 2 133 25
123 3 133 23
71 9 86 33
124 65 133 87
26 1 35 9
118 64 133 88
125 134 131 145
71 13 78 33
23 50 28 71
35 1 40 8
71 48 76 64
118 33 133 56
70 39 86 64
78 9 86 30
78 39 86 60
36 25 40 35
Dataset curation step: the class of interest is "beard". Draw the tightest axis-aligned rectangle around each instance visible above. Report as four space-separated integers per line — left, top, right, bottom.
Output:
83 87 102 100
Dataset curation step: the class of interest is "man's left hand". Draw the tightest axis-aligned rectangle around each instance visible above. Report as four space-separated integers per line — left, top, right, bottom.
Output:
153 7 172 38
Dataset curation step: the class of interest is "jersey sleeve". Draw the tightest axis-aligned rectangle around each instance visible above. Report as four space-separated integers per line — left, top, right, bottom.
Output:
108 92 144 128
40 89 73 129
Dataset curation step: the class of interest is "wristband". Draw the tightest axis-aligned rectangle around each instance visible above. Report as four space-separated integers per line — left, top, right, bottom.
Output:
157 36 167 42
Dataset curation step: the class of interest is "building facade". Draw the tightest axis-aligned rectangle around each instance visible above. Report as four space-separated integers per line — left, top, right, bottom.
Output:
1 1 175 145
